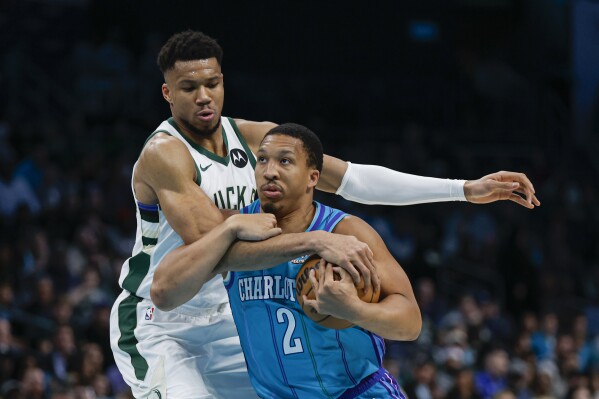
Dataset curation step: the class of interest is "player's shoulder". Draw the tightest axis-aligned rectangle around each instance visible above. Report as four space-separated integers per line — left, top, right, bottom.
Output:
142 132 188 162
232 118 277 130
137 132 195 180
333 214 382 243
334 214 368 232
232 118 278 149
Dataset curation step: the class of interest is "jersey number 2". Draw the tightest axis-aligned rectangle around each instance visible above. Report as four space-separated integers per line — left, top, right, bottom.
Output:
276 308 304 355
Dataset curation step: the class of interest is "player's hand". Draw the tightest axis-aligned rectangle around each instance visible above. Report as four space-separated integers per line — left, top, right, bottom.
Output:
315 232 379 293
227 213 282 241
303 263 360 320
464 171 541 209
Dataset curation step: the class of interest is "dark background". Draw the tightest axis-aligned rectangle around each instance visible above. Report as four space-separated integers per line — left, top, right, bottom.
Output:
1 0 598 398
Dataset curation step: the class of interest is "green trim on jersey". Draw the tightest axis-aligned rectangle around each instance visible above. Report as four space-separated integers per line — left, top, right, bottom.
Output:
117 294 149 381
121 252 151 294
139 208 159 223
141 236 158 246
167 118 230 166
227 117 257 169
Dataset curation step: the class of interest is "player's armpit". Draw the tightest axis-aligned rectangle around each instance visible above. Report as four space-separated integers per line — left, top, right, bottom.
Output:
138 135 224 244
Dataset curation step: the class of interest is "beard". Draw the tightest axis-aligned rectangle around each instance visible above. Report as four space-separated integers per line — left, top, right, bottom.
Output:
262 202 280 215
180 117 221 138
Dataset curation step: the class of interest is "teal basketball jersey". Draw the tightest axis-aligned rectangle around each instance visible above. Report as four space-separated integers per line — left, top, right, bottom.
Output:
224 200 386 399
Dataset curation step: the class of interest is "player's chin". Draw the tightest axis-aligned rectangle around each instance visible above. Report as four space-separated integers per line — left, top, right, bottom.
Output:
261 201 279 214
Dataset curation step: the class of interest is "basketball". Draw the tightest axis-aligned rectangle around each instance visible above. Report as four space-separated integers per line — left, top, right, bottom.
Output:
295 255 380 329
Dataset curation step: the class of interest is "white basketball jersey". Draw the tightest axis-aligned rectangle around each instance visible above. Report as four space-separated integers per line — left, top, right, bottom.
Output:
118 116 257 314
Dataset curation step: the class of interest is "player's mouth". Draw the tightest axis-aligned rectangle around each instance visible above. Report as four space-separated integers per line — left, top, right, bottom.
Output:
196 109 215 122
261 183 283 199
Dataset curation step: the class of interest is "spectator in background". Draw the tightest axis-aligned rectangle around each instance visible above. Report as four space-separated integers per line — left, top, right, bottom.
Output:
48 326 79 385
494 390 518 399
475 348 510 399
78 343 104 387
0 149 40 220
447 369 483 399
417 278 448 348
20 367 47 399
0 319 23 384
405 359 443 399
532 312 559 361
507 359 534 399
532 366 558 399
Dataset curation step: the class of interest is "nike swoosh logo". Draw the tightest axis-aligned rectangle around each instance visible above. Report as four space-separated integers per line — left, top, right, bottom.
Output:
200 163 213 172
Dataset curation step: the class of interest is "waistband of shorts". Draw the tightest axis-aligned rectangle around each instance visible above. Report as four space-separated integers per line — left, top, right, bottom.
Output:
338 367 387 399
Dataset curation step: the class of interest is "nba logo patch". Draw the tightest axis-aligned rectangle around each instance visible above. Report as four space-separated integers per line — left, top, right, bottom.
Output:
145 307 155 321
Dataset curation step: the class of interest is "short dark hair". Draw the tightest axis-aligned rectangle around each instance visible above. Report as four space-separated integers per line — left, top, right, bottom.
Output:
263 123 323 172
157 30 223 74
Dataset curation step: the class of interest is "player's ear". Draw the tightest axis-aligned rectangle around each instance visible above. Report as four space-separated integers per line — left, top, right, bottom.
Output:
308 169 319 188
162 83 173 104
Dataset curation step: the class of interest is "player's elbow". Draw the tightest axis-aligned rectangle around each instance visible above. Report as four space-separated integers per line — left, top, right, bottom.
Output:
403 305 423 341
389 305 422 341
403 310 422 341
150 282 176 312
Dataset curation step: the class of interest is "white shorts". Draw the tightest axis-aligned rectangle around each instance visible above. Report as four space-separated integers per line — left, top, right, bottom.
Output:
109 290 258 399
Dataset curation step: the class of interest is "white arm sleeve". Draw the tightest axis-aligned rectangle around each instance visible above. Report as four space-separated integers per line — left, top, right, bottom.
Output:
335 162 467 206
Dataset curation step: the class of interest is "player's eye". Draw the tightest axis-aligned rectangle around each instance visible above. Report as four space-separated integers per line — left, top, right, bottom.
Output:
281 158 290 165
257 156 267 163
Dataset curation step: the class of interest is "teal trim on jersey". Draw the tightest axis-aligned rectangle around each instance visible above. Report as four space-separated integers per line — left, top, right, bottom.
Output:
298 316 334 399
117 294 149 381
121 252 151 294
167 118 230 166
141 236 158 246
227 117 257 169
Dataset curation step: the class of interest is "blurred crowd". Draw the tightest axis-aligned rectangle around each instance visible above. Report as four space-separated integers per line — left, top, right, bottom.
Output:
1 2 598 399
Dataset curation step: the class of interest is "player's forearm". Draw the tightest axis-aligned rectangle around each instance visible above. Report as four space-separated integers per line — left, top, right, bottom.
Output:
348 294 422 341
151 221 237 311
214 231 325 273
336 162 466 205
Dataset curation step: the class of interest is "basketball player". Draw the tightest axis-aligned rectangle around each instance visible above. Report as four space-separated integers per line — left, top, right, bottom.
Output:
223 123 420 398
109 30 540 398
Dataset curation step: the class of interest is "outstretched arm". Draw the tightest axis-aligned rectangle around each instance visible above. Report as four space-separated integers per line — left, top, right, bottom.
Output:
319 157 541 209
237 120 540 209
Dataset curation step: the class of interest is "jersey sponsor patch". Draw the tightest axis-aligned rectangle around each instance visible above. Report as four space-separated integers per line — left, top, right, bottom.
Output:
230 148 249 168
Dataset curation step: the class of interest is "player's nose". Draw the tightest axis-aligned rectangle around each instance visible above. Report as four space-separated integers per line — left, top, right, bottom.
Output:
195 86 211 104
263 160 279 179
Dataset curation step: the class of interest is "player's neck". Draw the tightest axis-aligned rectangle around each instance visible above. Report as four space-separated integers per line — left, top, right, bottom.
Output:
174 118 226 157
275 201 316 234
